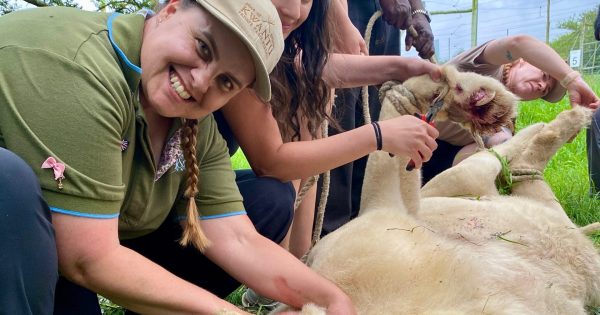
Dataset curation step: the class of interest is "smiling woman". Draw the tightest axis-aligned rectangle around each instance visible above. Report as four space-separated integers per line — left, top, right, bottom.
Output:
141 0 258 120
0 0 356 314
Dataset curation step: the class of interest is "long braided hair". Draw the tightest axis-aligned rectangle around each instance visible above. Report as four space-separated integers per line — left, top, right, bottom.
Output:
153 0 213 251
179 118 210 251
269 0 339 142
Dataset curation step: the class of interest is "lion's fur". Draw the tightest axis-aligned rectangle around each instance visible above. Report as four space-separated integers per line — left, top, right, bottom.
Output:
379 65 518 135
272 67 600 315
304 105 600 314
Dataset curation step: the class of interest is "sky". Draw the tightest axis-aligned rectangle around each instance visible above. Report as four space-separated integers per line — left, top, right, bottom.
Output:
71 0 598 61
402 0 599 61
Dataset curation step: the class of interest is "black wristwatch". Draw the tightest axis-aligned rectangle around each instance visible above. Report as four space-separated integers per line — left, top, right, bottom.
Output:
411 9 431 23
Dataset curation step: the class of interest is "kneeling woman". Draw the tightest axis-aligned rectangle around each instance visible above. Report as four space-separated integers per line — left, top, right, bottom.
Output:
0 0 355 314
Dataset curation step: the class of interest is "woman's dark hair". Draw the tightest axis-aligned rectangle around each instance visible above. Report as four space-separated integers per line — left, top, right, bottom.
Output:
269 0 338 142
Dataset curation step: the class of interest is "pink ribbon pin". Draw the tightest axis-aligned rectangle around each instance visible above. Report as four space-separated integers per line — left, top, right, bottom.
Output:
41 157 65 181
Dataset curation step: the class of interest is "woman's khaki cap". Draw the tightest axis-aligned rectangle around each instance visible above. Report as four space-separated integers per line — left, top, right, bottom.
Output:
542 78 566 103
195 0 284 102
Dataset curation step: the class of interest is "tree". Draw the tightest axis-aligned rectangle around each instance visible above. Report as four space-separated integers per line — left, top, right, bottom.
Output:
1 0 19 14
0 0 155 15
95 0 155 13
551 9 597 59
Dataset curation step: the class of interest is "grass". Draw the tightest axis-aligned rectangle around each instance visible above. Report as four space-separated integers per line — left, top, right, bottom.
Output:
231 149 250 170
100 76 600 313
514 74 600 245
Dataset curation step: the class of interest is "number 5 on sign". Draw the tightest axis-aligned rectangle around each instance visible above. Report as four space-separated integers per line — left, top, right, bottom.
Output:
569 49 581 68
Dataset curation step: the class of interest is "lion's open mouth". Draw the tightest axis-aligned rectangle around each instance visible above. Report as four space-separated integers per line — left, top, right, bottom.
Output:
468 89 496 122
470 89 496 107
445 88 512 135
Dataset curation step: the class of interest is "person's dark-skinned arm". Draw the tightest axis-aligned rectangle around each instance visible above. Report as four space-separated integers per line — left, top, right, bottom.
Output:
378 0 412 30
405 0 435 59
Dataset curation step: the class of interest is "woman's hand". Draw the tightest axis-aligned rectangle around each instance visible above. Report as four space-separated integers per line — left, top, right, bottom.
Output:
334 21 368 55
272 293 355 315
202 215 357 314
379 115 439 168
567 77 600 110
325 294 357 315
400 58 441 82
331 0 368 55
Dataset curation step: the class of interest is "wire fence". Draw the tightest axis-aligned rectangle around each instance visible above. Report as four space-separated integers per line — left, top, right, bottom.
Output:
404 1 600 63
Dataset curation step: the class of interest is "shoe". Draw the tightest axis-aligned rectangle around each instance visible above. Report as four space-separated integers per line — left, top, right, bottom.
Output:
241 287 279 310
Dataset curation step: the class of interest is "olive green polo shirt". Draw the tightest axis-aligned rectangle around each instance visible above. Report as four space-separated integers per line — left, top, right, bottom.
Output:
0 7 245 239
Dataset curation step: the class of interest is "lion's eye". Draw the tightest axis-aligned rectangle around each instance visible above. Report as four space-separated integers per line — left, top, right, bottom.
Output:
455 84 464 94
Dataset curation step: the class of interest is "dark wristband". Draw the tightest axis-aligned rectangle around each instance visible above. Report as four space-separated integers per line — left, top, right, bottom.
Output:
371 121 383 151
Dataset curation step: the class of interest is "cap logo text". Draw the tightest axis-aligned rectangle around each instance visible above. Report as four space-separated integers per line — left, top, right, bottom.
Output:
239 3 275 55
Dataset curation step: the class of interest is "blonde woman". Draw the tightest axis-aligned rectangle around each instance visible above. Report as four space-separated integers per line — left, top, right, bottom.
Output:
426 35 600 184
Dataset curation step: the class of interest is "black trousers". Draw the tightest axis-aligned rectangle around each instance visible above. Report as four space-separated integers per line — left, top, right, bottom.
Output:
0 147 294 314
588 108 600 196
0 148 58 315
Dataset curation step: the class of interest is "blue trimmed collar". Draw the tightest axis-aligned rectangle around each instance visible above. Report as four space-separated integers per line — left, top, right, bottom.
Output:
107 10 151 93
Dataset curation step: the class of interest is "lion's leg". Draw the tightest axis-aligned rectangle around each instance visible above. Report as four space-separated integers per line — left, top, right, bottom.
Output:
499 108 592 207
421 152 501 198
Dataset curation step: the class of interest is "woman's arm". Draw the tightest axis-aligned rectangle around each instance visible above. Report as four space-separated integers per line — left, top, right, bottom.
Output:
324 54 440 88
330 0 367 55
221 90 438 181
480 35 599 108
202 215 356 314
479 35 573 80
52 214 246 315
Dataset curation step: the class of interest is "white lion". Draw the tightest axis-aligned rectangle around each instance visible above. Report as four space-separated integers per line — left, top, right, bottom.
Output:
273 66 600 315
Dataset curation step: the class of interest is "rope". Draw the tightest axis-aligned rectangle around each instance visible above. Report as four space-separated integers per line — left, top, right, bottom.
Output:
307 11 440 251
305 11 385 250
489 149 544 195
312 120 330 245
361 10 382 125
383 82 419 115
511 169 544 182
362 11 439 126
294 175 319 211
293 121 329 245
